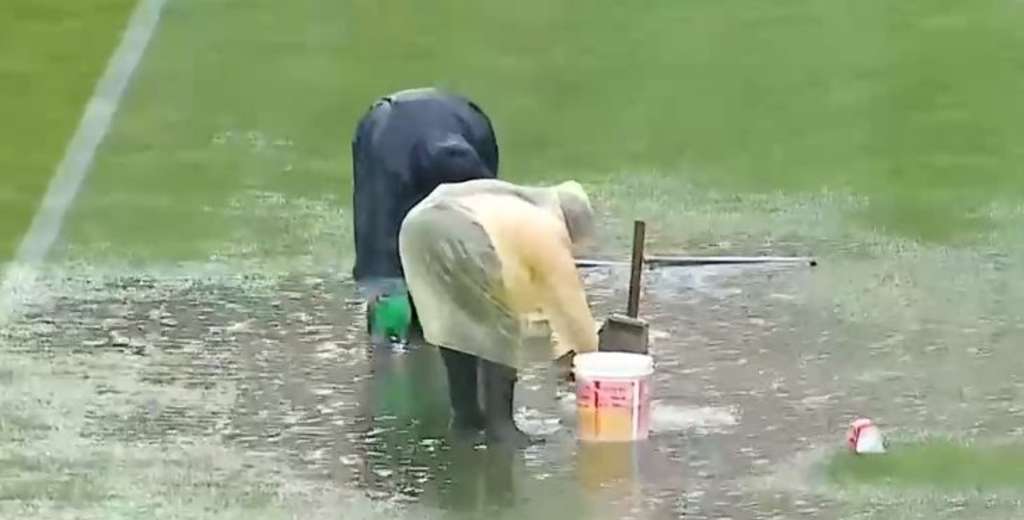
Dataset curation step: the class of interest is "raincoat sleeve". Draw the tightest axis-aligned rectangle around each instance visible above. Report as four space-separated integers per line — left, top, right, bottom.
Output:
525 220 599 359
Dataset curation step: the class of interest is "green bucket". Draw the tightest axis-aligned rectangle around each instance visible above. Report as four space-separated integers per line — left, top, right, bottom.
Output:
369 292 412 343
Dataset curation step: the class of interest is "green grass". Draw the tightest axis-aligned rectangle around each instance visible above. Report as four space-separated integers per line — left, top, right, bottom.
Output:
4 3 1024 513
827 440 1024 490
25 0 1020 267
0 0 137 261
0 453 107 505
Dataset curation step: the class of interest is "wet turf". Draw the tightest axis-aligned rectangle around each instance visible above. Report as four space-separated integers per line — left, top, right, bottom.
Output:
828 440 1024 490
4 1 1024 519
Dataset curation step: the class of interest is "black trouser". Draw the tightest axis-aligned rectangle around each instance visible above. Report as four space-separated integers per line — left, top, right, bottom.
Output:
438 347 485 429
438 347 523 442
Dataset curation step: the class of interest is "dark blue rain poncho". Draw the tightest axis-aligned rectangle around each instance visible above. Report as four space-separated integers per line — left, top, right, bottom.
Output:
351 87 499 283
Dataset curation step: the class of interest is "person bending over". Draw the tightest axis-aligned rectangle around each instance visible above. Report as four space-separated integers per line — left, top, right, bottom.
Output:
351 87 498 282
399 178 599 446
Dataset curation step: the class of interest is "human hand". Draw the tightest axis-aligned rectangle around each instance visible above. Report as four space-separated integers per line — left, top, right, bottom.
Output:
555 351 575 383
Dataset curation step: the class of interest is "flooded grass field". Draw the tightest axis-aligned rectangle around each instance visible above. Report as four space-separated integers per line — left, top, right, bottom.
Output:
4 181 1024 519
4 0 1024 518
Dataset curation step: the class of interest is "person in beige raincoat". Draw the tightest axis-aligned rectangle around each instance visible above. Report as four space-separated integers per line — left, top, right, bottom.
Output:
399 178 599 445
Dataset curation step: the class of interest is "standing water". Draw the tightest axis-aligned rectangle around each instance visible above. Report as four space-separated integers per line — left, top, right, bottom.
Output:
3 0 1024 518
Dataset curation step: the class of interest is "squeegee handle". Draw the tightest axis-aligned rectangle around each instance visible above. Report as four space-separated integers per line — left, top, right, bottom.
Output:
626 220 646 318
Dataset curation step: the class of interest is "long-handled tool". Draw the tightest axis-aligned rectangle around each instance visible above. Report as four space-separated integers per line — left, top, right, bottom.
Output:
576 255 817 269
597 220 650 355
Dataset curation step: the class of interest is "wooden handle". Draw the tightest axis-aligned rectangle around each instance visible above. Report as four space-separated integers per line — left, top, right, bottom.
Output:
626 220 646 318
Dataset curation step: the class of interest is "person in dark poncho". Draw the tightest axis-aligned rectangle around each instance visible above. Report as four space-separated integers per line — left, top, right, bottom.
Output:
351 87 499 284
351 87 499 341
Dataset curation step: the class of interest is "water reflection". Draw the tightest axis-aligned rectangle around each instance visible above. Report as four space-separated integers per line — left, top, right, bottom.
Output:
0 269 827 519
578 441 638 489
349 334 696 518
347 338 602 517
7 254 1022 518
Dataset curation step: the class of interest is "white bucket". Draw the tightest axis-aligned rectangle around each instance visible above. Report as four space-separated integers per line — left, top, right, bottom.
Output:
573 352 654 442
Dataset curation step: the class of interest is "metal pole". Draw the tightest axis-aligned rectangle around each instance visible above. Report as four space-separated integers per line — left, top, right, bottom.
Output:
626 220 646 318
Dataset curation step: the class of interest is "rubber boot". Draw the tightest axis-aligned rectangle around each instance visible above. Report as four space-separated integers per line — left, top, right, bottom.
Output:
482 360 538 447
365 296 377 334
439 348 486 434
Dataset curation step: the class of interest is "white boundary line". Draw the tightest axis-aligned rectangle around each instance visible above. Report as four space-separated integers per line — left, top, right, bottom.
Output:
0 0 167 320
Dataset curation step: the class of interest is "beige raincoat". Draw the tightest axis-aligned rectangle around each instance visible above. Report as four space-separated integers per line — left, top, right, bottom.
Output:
398 179 599 369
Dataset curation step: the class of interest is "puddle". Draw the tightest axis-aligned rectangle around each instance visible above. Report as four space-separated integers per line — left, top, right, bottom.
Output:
1 244 1022 518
